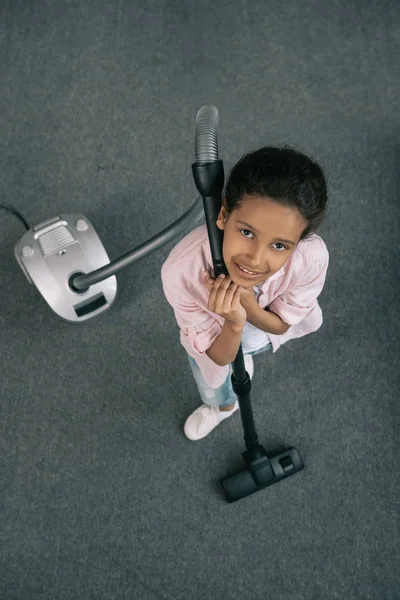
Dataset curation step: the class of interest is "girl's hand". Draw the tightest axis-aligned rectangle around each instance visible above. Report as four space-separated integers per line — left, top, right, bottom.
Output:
238 286 259 315
203 271 247 328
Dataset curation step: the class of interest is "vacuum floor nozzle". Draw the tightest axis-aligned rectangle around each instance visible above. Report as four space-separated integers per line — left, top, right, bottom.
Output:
221 447 304 503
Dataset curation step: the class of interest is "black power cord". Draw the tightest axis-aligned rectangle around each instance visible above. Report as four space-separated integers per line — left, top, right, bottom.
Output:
0 203 30 230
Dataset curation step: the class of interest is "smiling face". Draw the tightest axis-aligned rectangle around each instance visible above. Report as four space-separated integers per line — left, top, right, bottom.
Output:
216 195 308 287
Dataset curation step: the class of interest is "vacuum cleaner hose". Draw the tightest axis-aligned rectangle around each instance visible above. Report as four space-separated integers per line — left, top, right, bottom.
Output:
194 105 220 164
72 104 221 291
71 193 204 290
191 105 226 278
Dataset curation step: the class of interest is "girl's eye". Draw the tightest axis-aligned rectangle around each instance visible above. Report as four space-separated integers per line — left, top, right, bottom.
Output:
273 242 287 251
240 230 287 251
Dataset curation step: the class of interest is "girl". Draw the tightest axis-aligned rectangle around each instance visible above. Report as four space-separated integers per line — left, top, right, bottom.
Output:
161 146 329 441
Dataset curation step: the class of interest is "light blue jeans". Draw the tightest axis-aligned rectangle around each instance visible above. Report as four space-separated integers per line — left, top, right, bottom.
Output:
187 342 272 408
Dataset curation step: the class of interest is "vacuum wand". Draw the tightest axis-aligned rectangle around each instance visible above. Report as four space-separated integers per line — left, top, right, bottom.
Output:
191 104 259 447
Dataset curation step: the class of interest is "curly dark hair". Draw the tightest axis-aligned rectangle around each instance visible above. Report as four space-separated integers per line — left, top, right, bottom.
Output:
224 146 328 240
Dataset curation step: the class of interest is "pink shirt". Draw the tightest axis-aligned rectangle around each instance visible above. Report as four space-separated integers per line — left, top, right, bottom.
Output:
161 224 329 388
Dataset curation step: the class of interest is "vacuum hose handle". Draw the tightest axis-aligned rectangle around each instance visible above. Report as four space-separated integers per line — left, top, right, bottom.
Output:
191 105 228 278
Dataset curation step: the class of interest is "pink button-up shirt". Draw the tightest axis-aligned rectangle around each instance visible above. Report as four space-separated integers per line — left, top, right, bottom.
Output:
161 224 329 388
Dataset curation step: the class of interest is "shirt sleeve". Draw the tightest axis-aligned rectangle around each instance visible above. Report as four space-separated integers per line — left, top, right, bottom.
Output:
268 248 329 326
161 275 222 356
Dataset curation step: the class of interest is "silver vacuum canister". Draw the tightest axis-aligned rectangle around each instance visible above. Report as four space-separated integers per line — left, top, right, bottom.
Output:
14 214 117 323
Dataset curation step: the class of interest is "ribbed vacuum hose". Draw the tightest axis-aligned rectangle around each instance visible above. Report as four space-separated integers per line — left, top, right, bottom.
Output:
194 105 220 164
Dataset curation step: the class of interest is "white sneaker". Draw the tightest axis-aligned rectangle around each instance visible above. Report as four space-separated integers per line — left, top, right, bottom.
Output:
184 402 239 441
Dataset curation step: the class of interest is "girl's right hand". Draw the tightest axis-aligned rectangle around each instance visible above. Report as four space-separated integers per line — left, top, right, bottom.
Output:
203 272 247 328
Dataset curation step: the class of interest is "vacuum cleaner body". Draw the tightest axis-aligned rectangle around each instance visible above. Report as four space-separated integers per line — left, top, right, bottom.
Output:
14 213 117 322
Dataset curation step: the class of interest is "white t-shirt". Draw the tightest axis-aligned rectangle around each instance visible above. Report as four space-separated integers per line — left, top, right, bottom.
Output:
241 285 271 354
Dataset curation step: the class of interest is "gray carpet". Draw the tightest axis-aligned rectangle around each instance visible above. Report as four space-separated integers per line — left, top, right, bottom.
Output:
0 1 399 599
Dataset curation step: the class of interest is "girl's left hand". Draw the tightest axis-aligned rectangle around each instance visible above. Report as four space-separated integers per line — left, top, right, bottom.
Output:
238 286 258 313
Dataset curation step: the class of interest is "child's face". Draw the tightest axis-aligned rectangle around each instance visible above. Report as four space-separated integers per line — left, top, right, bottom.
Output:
216 195 307 287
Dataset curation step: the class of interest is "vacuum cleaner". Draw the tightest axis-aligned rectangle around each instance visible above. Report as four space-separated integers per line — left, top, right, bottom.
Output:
11 105 304 502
